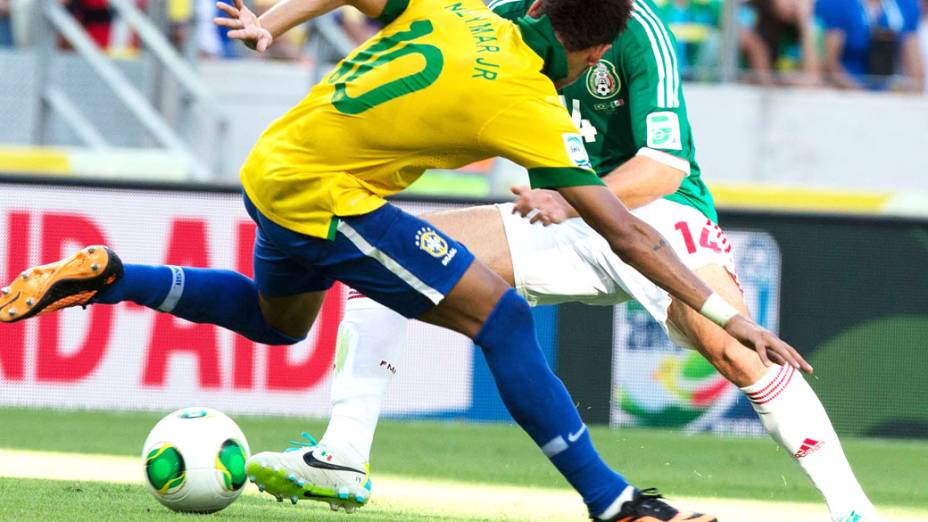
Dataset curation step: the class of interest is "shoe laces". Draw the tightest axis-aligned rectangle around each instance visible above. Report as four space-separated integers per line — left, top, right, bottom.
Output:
637 488 665 501
592 488 671 522
627 487 679 519
284 432 318 453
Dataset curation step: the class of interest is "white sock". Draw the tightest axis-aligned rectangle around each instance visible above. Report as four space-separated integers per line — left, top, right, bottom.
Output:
319 293 407 464
741 364 877 521
596 485 636 520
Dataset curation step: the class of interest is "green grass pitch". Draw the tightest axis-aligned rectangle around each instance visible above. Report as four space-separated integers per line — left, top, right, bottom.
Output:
0 479 475 522
0 407 926 521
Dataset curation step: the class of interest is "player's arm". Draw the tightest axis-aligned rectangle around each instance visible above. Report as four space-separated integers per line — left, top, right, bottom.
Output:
511 156 681 224
482 99 810 372
558 183 809 372
215 0 393 52
513 25 694 223
598 155 683 210
598 21 695 209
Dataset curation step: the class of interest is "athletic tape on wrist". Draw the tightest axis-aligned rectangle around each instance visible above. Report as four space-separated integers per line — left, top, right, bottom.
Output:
699 292 738 327
157 266 185 313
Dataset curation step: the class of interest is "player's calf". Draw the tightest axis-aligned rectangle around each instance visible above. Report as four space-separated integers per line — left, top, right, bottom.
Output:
670 264 878 521
430 275 632 519
0 245 310 347
666 263 767 386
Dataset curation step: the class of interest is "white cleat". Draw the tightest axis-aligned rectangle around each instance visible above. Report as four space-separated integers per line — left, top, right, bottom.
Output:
246 441 371 512
835 509 883 522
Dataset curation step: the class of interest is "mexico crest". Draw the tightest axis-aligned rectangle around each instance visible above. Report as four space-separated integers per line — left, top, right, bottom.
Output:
586 60 620 99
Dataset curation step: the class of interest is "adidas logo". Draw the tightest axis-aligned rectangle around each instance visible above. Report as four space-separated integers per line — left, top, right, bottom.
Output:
793 438 824 459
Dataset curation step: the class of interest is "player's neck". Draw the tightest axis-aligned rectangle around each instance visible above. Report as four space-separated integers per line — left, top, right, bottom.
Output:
513 15 568 83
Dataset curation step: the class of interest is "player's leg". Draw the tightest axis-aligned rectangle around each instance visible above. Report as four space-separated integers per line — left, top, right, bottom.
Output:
665 264 761 386
0 196 327 345
667 265 877 521
250 203 712 520
319 200 660 473
318 292 406 464
0 249 311 344
319 205 513 462
419 251 711 522
94 263 321 343
417 261 637 520
422 205 515 284
344 206 710 521
319 201 625 465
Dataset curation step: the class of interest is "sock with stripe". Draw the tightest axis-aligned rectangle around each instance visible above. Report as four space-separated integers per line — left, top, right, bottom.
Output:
96 264 302 345
742 364 877 521
319 294 406 463
476 289 632 519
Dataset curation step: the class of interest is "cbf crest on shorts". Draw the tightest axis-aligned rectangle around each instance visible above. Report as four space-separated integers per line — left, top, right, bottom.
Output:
586 60 620 99
416 227 448 257
416 227 459 266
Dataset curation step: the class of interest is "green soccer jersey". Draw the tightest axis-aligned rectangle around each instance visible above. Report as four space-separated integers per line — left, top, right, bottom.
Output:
490 0 717 222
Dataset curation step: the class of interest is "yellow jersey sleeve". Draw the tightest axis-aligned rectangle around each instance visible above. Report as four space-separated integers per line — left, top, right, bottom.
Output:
479 97 604 189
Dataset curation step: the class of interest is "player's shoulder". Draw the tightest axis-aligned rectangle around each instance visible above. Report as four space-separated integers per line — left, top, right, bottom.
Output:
612 0 673 69
488 0 531 21
397 0 495 24
622 0 672 42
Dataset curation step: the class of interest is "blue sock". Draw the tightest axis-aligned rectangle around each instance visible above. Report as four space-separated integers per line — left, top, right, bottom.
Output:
475 289 630 517
96 264 302 345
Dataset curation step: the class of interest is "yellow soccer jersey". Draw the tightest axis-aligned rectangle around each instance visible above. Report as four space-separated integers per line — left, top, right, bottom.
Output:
241 0 603 239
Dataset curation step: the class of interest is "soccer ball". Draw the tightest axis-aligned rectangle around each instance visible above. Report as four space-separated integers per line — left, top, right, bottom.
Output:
142 407 250 513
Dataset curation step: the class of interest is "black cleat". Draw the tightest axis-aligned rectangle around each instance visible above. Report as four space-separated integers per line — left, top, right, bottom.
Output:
597 488 718 522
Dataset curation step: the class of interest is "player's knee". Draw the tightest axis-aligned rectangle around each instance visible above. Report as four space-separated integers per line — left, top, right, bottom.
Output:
476 289 534 353
499 289 533 328
256 324 306 346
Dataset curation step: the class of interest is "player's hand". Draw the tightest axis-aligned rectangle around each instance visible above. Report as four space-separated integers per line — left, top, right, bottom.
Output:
723 315 813 374
510 186 578 226
214 0 273 52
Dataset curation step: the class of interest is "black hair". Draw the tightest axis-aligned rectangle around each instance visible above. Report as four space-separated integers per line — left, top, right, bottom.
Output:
538 0 633 51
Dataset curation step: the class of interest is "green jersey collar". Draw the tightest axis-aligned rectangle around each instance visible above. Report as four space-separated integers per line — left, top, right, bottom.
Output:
513 15 568 83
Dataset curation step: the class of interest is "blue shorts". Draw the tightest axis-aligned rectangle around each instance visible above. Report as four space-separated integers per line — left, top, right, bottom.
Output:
243 195 475 318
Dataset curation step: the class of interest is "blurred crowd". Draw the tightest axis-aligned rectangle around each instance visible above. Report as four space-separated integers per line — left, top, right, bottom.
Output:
0 0 925 92
659 0 925 91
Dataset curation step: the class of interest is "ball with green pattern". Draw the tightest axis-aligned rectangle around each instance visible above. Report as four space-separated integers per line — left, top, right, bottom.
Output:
142 407 251 513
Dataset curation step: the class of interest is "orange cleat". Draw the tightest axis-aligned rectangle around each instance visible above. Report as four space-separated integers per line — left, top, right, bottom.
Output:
599 489 717 522
0 246 123 323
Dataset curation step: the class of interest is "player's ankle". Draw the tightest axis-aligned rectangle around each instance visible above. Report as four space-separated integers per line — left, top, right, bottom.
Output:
320 413 374 464
594 485 635 520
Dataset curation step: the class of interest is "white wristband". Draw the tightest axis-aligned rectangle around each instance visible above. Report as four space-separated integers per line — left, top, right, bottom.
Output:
699 293 739 327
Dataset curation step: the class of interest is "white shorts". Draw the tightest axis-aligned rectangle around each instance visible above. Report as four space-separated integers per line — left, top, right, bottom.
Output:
498 198 738 346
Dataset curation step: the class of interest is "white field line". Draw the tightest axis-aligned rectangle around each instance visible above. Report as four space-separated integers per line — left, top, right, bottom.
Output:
0 449 925 522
